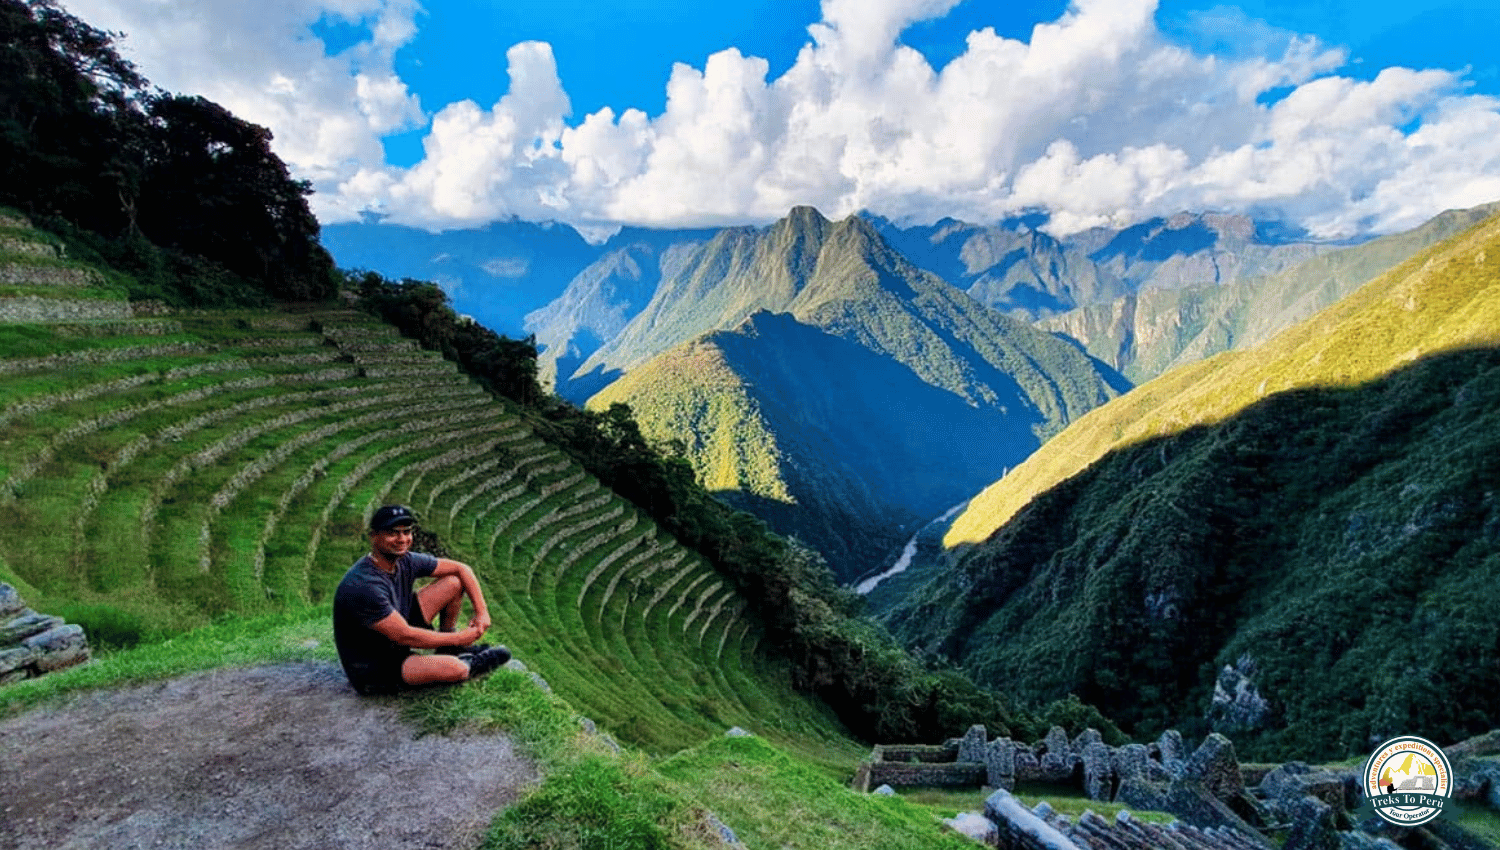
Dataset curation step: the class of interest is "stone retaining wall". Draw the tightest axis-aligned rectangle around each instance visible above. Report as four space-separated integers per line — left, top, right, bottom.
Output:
0 583 90 685
0 233 61 259
0 261 102 287
0 295 131 323
851 741 987 792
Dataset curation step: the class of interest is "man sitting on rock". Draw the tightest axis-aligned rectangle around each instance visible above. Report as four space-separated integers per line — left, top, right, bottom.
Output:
333 505 510 695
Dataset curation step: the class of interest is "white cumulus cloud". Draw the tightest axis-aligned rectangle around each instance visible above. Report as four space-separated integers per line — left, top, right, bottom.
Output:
60 0 1500 239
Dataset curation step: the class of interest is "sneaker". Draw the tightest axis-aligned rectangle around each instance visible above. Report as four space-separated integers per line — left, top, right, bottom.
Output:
438 641 492 656
460 645 512 678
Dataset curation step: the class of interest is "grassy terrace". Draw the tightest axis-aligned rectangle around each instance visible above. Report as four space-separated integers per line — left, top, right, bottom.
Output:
0 306 856 755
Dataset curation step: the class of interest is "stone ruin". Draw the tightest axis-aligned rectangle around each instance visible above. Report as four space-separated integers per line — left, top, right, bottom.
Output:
0 583 90 685
858 723 1500 850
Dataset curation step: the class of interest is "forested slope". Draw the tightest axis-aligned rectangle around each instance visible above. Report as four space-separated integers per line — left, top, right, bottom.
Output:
889 210 1500 760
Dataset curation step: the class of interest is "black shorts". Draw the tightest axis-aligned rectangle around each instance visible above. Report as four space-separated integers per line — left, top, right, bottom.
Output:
344 651 412 696
344 600 430 696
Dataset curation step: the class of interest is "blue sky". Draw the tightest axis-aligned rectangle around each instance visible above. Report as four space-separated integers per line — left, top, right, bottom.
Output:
65 0 1500 238
369 0 1497 160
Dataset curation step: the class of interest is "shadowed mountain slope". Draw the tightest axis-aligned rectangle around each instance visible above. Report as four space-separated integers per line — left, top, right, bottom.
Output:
947 208 1500 548
884 209 1500 760
887 345 1500 760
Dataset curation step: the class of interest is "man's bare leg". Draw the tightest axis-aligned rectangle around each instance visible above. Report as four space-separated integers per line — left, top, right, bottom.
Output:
397 576 473 685
416 575 464 630
402 653 469 685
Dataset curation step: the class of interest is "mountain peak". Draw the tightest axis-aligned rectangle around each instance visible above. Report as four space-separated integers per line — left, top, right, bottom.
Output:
784 205 830 228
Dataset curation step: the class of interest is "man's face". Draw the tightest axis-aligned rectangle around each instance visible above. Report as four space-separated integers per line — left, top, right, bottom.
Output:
371 525 414 559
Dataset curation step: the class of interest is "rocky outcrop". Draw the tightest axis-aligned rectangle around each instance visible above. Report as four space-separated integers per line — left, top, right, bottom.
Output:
0 583 90 684
1209 655 1272 734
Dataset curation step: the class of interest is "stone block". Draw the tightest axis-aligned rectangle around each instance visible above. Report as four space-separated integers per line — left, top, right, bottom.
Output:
1113 743 1150 784
959 724 988 763
0 583 23 618
944 811 997 843
0 646 34 676
1 611 60 644
985 737 1017 790
1279 794 1340 850
1185 732 1246 799
1072 727 1103 751
1260 762 1346 809
23 624 89 672
1039 751 1076 783
1115 775 1169 815
1014 745 1042 783
1043 725 1072 757
1157 729 1186 774
1082 741 1116 802
984 789 1086 850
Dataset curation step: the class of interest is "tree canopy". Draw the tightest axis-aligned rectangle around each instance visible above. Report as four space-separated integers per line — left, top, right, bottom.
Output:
0 0 333 304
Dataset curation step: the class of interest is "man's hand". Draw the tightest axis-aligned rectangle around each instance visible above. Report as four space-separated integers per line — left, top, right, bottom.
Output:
471 611 491 636
457 622 486 645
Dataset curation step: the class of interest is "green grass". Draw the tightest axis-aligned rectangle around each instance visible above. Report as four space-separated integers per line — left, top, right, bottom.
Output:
1449 800 1500 844
655 734 979 850
1 308 838 756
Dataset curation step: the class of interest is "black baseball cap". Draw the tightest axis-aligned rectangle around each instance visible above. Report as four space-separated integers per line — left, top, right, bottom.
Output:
370 505 416 532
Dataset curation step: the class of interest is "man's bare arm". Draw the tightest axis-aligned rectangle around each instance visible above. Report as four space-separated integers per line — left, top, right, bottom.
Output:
369 610 483 649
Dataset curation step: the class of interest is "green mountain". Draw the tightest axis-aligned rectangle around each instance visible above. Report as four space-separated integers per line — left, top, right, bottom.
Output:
583 208 1126 581
590 310 1048 579
889 209 1500 759
1040 202 1500 382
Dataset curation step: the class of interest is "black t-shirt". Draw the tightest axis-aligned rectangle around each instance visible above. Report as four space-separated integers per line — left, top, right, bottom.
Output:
332 552 438 680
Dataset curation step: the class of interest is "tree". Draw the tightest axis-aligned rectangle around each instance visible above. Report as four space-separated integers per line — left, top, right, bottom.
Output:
0 0 147 232
139 94 333 301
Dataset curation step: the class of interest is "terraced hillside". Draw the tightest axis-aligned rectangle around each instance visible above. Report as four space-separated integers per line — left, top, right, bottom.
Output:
0 216 840 755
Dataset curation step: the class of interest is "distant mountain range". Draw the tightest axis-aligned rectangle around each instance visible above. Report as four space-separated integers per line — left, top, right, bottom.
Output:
870 212 1332 323
1037 202 1500 382
886 209 1500 759
320 216 603 336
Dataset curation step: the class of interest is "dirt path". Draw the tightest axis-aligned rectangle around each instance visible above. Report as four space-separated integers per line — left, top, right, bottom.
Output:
0 662 536 850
